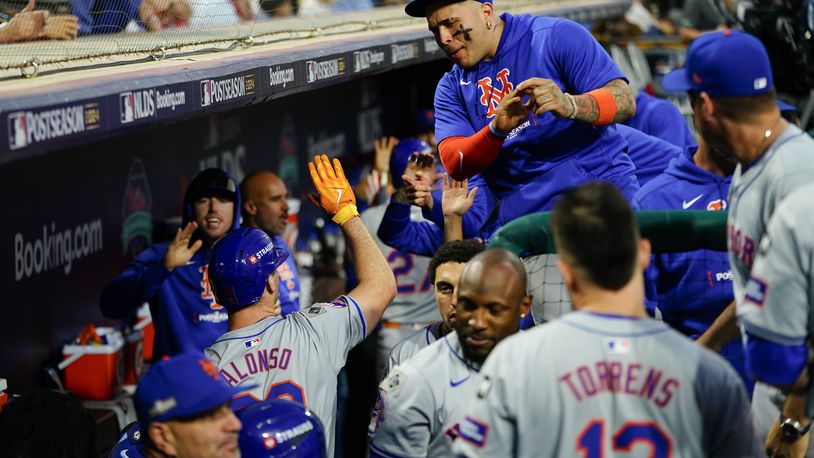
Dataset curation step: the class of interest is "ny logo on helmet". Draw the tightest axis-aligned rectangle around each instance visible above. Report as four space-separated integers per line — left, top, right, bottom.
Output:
478 69 513 118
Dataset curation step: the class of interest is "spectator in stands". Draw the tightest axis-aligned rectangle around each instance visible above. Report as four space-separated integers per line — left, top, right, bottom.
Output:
240 170 301 316
100 168 241 359
73 0 191 34
0 388 97 457
0 0 78 42
110 353 243 458
668 0 735 43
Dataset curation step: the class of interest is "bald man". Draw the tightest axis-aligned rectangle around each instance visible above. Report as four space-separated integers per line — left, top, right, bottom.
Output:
369 248 531 458
240 171 301 315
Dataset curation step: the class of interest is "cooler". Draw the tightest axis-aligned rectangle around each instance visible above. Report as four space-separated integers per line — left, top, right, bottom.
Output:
61 327 124 400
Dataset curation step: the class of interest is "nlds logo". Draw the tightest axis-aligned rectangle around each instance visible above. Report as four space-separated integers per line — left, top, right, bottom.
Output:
120 90 155 124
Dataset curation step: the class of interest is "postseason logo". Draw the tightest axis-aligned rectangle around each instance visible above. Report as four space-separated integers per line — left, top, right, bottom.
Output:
353 49 385 73
8 103 100 150
390 43 419 64
306 57 345 83
119 88 187 124
200 74 256 107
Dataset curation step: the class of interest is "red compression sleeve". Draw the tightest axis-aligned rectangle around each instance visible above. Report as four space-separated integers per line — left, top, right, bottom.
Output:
438 125 504 181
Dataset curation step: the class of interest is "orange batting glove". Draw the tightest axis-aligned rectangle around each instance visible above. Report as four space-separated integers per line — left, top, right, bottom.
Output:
308 154 359 225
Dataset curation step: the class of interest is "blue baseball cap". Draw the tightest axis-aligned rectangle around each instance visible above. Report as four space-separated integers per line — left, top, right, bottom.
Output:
414 108 435 131
135 354 246 424
662 30 773 97
405 0 492 18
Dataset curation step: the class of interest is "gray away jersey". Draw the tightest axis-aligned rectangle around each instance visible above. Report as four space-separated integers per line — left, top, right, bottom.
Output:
204 295 366 458
728 124 814 302
452 312 761 458
370 332 481 458
382 321 445 378
361 205 438 323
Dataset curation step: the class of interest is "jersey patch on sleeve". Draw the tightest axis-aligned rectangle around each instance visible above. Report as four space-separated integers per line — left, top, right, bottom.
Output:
305 305 326 317
326 296 349 309
380 367 406 396
458 416 489 448
744 276 768 306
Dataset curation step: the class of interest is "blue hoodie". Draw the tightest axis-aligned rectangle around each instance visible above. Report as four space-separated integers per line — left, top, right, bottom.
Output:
100 170 241 359
624 92 696 150
633 147 751 394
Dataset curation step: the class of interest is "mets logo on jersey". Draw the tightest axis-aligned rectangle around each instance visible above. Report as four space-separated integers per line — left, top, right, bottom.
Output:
744 276 768 306
477 68 513 118
457 416 489 447
707 199 727 211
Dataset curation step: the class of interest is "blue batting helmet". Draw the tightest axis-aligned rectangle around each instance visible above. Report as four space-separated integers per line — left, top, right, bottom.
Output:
237 399 327 457
209 227 289 308
390 138 432 189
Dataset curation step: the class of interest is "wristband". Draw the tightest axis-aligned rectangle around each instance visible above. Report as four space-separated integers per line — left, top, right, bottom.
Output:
564 93 577 120
488 121 508 139
586 88 617 126
332 204 360 226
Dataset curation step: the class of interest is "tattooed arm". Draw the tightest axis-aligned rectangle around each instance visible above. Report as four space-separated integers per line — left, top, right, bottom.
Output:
515 77 636 125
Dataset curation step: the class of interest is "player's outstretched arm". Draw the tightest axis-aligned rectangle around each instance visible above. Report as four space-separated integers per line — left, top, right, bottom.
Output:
308 155 396 333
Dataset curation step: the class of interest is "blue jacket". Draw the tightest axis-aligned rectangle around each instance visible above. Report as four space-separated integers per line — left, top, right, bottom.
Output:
633 146 751 393
624 92 696 150
100 174 241 359
72 0 142 35
617 124 682 187
377 173 496 256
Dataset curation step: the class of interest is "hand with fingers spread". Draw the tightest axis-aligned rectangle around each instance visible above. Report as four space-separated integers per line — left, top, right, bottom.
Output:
308 154 358 225
441 174 478 218
515 77 572 119
403 170 443 210
491 87 533 136
164 222 203 270
374 136 399 174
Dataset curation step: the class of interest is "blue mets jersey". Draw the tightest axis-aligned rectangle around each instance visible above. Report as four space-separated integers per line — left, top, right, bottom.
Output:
435 13 638 230
273 235 301 316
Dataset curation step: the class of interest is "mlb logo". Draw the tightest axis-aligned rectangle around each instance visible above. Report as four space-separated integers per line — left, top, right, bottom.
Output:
353 51 361 72
744 277 768 306
306 61 317 83
120 92 135 124
248 255 258 265
707 199 727 211
244 337 261 349
7 112 28 150
200 80 212 107
605 337 631 354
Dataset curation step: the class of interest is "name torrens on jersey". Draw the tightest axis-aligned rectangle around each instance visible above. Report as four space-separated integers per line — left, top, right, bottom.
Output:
7 103 100 150
200 74 256 107
306 58 345 83
119 88 187 124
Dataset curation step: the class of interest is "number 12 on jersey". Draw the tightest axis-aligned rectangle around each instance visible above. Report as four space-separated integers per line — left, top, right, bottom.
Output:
577 419 672 457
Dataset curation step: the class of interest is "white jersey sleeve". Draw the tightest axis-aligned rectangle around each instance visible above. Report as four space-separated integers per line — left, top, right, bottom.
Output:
370 366 436 458
737 186 814 346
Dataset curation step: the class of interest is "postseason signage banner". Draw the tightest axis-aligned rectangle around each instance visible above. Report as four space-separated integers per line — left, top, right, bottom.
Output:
0 37 443 159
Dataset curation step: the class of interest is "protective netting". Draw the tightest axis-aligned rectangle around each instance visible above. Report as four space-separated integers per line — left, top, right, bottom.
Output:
0 0 615 72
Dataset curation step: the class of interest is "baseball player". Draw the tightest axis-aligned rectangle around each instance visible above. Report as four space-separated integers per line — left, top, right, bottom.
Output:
453 182 761 457
382 239 485 376
236 399 327 457
101 168 241 358
204 155 396 457
369 248 531 458
110 353 244 458
738 183 814 457
360 139 441 377
240 170 301 316
662 30 814 453
405 0 639 238
617 124 682 187
632 138 751 393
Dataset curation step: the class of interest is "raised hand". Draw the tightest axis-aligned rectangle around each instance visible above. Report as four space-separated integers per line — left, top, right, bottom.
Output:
164 222 203 270
0 0 48 43
491 87 533 135
374 136 399 173
308 155 358 225
442 174 478 217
